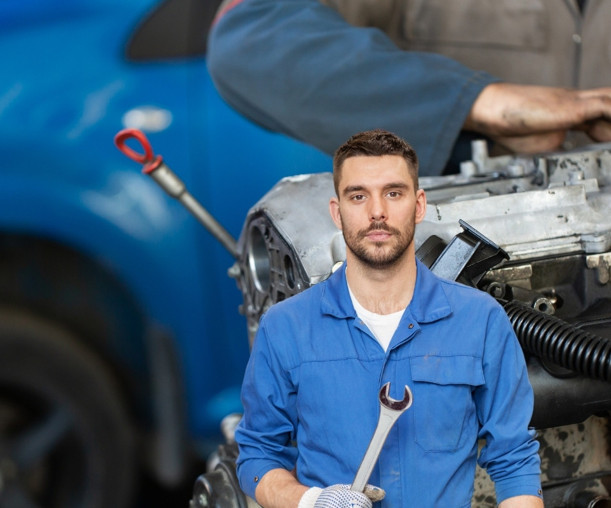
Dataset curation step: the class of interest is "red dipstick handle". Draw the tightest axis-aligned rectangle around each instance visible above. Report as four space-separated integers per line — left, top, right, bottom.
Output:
114 128 163 173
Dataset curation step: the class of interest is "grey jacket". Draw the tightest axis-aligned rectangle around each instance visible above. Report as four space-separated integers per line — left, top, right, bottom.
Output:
209 0 609 175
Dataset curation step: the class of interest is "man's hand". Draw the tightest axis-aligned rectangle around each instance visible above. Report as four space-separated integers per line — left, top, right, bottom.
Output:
255 468 385 508
299 484 385 508
465 83 611 153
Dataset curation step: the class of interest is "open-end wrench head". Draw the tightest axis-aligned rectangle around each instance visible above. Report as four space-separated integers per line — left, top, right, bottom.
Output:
379 382 413 411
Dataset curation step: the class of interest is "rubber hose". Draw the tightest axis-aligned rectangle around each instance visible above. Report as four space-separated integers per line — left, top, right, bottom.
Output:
503 301 611 382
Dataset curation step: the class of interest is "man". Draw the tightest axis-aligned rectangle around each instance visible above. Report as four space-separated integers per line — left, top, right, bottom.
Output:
208 0 611 175
235 130 543 507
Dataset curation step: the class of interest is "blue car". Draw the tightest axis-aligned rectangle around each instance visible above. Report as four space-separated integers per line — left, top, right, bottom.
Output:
0 1 330 506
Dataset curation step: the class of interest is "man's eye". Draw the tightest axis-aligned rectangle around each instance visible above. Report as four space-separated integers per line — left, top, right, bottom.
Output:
351 194 365 201
387 191 401 198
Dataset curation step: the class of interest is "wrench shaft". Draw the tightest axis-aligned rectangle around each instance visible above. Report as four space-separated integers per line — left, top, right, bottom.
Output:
350 383 412 492
351 408 402 492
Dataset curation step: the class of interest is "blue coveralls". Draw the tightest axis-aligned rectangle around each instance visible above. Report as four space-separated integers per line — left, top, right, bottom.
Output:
236 261 542 507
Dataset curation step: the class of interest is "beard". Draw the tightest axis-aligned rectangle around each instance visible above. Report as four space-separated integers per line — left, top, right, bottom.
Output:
342 219 415 269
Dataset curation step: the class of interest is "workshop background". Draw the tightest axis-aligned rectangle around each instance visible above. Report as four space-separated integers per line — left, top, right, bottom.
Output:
0 0 330 506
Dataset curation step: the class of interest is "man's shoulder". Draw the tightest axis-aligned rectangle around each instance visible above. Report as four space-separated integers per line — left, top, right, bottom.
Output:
263 276 328 319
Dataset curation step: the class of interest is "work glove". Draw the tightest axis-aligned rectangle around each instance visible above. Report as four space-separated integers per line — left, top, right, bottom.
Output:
298 484 385 508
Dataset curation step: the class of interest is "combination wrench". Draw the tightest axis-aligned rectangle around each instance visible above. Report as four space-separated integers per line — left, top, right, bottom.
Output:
351 382 413 493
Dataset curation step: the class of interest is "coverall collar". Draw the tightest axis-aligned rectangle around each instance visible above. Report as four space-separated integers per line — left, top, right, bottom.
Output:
321 258 452 324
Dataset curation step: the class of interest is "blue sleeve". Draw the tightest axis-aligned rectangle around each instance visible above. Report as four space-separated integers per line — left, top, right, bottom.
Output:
475 307 543 503
234 313 299 499
207 0 499 176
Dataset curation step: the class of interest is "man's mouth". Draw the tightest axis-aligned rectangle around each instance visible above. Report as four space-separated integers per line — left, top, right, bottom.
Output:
367 230 391 240
361 222 395 242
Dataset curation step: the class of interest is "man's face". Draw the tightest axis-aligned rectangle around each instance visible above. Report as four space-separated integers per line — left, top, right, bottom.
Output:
329 155 426 269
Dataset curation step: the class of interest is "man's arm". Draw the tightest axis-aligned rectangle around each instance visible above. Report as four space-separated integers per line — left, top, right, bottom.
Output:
208 0 495 176
209 0 611 176
475 306 543 504
254 469 380 508
255 468 309 508
499 495 544 508
234 313 377 508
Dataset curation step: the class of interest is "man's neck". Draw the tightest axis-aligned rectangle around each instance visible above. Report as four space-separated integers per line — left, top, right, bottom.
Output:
345 252 417 315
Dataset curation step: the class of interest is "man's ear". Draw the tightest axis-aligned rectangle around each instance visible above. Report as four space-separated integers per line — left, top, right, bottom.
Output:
415 189 427 224
329 197 342 230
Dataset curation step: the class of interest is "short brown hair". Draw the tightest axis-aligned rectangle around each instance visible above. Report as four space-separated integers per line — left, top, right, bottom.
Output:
332 129 419 195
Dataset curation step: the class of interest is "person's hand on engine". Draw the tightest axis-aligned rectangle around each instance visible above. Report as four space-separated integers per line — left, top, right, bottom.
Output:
465 83 611 153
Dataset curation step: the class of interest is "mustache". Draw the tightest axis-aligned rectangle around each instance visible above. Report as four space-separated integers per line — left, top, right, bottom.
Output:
358 221 401 238
368 221 390 232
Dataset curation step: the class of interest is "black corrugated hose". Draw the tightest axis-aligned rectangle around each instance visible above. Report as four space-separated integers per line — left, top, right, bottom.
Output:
503 300 611 382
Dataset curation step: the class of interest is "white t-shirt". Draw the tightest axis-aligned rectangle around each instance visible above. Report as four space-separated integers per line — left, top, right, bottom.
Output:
348 286 404 351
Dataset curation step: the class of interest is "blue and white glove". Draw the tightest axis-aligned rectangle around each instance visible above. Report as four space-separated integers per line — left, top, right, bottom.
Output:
298 484 385 508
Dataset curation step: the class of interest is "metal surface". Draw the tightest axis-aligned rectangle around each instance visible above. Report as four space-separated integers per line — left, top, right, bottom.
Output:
351 383 412 493
418 143 611 260
428 219 509 284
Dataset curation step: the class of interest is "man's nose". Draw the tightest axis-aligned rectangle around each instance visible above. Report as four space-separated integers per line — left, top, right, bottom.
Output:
369 197 387 221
